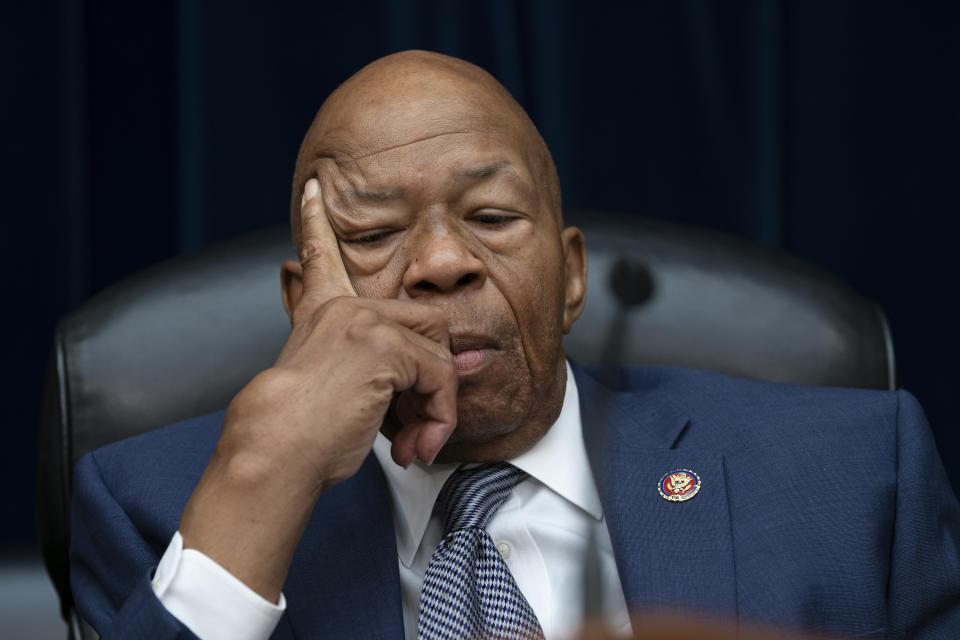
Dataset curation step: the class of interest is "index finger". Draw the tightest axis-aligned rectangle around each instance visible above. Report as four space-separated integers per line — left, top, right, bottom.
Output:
299 171 356 301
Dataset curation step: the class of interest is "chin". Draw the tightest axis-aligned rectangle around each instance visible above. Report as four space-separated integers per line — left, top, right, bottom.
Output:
437 355 565 461
435 400 545 463
450 381 530 439
434 430 534 464
444 415 515 447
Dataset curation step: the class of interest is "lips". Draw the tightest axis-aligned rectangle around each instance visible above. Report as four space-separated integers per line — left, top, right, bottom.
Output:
449 334 497 375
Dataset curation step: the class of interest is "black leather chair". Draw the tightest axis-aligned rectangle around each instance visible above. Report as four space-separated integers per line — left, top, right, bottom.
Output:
37 212 896 638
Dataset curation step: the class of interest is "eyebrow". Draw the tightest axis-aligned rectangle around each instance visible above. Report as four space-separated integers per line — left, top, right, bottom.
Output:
347 162 521 203
460 161 517 180
349 188 402 204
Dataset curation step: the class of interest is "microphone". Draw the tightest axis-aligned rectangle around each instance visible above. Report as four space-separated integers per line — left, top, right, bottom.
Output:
584 257 656 630
600 257 656 366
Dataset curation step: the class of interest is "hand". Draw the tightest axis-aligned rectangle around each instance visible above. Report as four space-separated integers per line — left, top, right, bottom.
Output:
231 162 459 484
178 160 459 600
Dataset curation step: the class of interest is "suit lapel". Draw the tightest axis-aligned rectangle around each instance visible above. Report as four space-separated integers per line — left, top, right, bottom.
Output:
574 364 738 619
281 455 404 639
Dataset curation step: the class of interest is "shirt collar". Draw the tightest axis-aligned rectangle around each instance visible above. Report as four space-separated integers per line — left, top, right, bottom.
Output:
372 360 603 568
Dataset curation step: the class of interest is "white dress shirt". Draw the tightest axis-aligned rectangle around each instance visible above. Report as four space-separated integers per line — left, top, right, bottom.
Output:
152 361 631 639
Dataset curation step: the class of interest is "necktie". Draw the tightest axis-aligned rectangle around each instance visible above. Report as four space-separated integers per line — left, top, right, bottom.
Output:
418 463 544 640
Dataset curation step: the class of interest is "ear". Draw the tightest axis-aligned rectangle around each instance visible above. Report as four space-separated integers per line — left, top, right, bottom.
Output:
280 259 304 322
560 226 587 334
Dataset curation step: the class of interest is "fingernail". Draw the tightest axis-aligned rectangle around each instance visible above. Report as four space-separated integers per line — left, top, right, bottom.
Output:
303 178 319 201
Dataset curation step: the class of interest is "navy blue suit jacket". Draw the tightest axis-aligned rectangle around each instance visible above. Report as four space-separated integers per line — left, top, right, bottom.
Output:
70 364 960 639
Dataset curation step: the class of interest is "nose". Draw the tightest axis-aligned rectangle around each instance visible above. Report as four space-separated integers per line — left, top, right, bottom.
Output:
402 224 487 298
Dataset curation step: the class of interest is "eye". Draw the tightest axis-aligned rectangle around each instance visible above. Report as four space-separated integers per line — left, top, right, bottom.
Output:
342 229 394 245
469 212 516 228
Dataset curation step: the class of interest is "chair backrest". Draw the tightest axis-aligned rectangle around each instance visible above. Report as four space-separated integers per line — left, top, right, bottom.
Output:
564 212 895 388
37 212 895 629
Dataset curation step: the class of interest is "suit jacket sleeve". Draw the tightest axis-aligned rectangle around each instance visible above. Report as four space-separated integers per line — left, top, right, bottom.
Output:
70 450 200 640
888 390 960 638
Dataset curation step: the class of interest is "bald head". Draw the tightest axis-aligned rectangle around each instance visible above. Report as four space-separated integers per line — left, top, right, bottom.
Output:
289 50 561 255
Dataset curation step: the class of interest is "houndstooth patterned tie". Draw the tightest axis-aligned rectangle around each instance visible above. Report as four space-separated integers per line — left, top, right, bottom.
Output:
418 463 544 640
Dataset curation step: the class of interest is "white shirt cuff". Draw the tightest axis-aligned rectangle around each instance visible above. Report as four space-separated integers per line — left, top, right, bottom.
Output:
151 530 285 640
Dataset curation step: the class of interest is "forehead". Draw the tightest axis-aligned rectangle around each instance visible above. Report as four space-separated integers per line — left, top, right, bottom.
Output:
307 137 538 215
307 92 539 192
353 132 534 188
316 64 521 146
330 93 495 151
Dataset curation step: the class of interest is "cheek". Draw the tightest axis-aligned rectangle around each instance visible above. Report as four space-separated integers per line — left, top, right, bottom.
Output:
340 245 395 278
348 248 407 298
495 244 567 366
476 220 535 255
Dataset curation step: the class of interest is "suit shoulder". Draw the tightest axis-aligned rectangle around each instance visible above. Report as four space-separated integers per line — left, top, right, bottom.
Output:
578 363 906 441
585 362 897 404
78 411 224 502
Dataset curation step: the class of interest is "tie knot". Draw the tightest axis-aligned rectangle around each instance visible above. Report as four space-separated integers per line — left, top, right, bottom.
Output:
439 463 528 534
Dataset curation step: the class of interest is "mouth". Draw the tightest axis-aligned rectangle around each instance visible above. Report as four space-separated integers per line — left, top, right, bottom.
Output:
449 334 498 376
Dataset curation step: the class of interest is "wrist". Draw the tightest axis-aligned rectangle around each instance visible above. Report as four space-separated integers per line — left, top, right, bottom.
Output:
178 446 321 601
219 401 332 497
193 444 325 524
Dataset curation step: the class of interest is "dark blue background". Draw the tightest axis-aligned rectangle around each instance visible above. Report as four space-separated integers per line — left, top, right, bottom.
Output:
4 1 958 548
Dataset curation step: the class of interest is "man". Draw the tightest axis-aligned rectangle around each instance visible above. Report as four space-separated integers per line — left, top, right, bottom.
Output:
70 51 960 639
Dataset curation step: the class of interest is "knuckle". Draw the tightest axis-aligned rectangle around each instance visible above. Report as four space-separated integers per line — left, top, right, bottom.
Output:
344 322 367 342
335 302 377 327
343 310 386 343
364 323 398 350
320 296 355 318
232 368 299 413
321 295 347 314
299 242 325 264
352 306 380 326
368 368 400 394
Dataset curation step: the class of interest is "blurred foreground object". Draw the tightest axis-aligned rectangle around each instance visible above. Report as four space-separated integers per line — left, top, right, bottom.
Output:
573 611 835 639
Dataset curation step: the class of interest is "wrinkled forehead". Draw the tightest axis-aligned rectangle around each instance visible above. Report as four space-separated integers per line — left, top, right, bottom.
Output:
295 88 544 209
290 56 561 252
307 88 532 165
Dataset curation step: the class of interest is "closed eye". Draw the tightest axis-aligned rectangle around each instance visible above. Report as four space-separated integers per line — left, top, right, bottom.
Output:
469 212 516 228
342 229 394 245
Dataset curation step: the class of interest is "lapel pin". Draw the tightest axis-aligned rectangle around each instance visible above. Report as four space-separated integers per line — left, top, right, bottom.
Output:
658 469 701 502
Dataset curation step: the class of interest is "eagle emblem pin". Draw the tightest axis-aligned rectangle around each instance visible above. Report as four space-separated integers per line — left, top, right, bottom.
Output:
658 469 701 502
